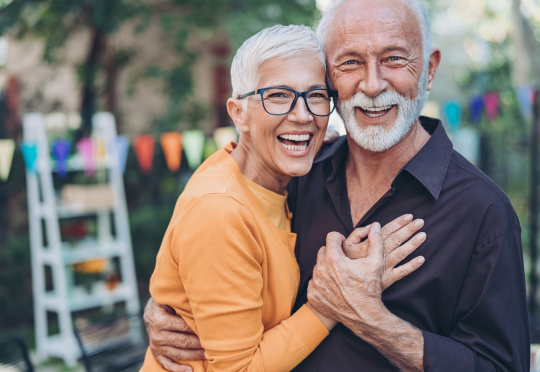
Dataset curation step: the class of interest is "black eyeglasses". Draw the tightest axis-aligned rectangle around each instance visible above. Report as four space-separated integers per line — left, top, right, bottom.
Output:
237 86 338 117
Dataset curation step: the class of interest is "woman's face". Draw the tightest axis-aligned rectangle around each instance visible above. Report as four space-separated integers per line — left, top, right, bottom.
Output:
242 54 329 178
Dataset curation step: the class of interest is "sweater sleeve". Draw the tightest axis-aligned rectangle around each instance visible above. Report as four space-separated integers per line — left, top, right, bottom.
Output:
173 194 329 372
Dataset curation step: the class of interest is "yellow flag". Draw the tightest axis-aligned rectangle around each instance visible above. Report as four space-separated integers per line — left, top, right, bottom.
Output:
0 140 15 181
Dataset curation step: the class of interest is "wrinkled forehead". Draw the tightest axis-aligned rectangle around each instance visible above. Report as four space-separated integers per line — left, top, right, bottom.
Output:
326 0 423 58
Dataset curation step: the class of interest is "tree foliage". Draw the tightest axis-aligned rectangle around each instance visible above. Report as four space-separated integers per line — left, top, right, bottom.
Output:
0 0 319 133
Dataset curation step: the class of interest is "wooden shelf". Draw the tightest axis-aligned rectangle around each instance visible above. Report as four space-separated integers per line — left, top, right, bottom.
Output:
43 283 134 312
56 204 114 219
41 239 127 265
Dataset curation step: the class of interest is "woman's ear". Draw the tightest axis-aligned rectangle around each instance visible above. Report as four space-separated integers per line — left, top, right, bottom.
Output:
227 98 250 134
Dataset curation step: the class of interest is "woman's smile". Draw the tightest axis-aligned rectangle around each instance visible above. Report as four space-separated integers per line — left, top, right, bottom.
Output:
277 131 314 156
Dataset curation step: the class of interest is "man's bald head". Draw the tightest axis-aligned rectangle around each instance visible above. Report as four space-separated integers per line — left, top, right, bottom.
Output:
316 0 432 69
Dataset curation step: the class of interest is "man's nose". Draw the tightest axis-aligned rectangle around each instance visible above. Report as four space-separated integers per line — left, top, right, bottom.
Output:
358 61 388 98
287 97 313 123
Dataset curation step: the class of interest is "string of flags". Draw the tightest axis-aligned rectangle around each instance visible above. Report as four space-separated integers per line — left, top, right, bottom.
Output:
421 85 536 132
0 125 239 182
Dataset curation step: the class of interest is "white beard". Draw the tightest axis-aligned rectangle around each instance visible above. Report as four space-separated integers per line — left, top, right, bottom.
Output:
337 68 429 152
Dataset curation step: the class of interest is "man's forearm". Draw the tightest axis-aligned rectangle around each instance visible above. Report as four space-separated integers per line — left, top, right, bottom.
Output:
343 302 424 372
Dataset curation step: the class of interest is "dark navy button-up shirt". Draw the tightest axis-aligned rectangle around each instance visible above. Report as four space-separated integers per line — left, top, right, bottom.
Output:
287 117 529 371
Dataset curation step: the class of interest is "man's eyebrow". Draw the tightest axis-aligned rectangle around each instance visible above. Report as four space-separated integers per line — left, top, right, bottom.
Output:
379 44 411 54
333 44 412 61
333 50 364 61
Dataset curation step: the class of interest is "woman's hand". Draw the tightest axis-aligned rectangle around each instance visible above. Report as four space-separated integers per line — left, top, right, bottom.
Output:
341 214 426 290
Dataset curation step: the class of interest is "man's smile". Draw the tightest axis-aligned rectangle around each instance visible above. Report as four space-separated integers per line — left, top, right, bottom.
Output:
358 105 396 118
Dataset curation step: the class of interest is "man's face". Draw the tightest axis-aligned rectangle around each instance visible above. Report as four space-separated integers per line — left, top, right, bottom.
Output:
326 0 430 152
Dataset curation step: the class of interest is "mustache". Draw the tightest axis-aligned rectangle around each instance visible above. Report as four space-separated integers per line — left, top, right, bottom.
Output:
338 90 404 109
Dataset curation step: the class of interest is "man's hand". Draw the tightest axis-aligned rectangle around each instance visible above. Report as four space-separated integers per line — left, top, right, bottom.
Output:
342 214 426 290
307 224 386 325
307 223 424 371
144 298 205 372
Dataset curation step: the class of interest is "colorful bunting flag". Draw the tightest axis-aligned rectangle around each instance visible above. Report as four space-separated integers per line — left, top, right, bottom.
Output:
22 142 38 173
443 101 462 131
483 92 500 121
95 137 107 160
183 130 206 170
204 138 218 160
213 126 239 149
133 135 155 174
469 96 484 124
77 138 95 178
0 140 15 181
516 85 533 121
160 132 183 173
51 139 72 177
420 101 440 119
115 136 130 173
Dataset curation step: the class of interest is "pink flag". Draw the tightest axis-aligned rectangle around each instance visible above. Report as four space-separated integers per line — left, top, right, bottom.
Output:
483 92 500 122
77 138 95 178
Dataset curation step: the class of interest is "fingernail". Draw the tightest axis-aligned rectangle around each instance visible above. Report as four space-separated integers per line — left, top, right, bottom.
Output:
414 219 424 228
364 224 371 229
417 232 426 241
374 222 381 232
418 257 425 264
403 214 413 222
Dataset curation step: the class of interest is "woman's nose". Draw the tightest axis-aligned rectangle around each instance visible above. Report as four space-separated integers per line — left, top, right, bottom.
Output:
287 98 313 123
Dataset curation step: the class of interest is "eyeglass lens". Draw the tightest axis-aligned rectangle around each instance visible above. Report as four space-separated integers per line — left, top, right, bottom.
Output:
261 88 335 116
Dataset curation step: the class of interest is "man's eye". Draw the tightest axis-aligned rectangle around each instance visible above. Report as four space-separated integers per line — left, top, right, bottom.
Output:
388 56 401 61
345 60 357 65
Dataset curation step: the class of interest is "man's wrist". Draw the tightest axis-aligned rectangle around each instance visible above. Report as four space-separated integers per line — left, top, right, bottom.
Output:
344 298 390 337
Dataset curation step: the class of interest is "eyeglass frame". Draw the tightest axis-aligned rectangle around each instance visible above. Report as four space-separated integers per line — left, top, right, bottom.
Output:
237 86 339 117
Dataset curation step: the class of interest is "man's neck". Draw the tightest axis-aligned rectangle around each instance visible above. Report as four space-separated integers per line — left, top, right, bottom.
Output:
346 119 431 226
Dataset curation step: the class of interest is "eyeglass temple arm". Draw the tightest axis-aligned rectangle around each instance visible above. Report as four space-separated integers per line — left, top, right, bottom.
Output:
237 91 257 99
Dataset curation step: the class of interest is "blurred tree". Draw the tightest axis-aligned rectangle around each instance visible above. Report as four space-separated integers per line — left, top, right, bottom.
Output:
0 0 318 134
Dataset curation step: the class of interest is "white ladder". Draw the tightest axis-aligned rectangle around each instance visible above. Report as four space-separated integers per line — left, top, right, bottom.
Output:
23 112 140 367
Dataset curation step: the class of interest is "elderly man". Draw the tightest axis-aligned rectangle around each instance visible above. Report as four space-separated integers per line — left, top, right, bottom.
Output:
143 0 529 370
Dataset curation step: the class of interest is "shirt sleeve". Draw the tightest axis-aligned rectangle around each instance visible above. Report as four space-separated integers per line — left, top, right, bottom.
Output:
423 227 529 372
173 194 329 372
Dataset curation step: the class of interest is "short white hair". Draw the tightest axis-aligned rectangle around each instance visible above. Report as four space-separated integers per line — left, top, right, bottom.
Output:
231 24 326 100
315 0 432 69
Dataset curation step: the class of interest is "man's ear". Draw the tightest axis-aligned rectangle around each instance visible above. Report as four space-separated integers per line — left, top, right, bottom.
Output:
426 48 441 92
227 98 250 134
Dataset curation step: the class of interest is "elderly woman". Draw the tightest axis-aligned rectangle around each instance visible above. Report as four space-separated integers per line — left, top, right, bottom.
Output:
142 25 424 372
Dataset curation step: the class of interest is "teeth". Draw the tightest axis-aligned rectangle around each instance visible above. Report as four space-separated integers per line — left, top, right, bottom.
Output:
279 142 308 151
365 111 386 118
361 105 393 112
278 134 311 141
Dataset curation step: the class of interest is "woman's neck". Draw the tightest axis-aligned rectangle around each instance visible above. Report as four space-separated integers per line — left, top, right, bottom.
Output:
230 136 291 195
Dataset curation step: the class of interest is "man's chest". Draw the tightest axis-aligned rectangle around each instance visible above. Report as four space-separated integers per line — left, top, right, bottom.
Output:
291 176 479 331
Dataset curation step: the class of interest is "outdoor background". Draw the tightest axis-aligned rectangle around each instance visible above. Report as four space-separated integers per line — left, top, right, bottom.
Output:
0 0 539 370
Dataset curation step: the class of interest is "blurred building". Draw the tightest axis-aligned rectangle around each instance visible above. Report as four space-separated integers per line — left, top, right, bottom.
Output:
0 19 232 136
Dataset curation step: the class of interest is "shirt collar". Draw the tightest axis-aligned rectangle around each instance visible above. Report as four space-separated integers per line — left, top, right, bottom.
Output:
317 117 453 201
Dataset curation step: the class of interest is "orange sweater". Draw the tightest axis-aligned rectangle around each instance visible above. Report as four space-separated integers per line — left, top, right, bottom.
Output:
143 143 329 372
